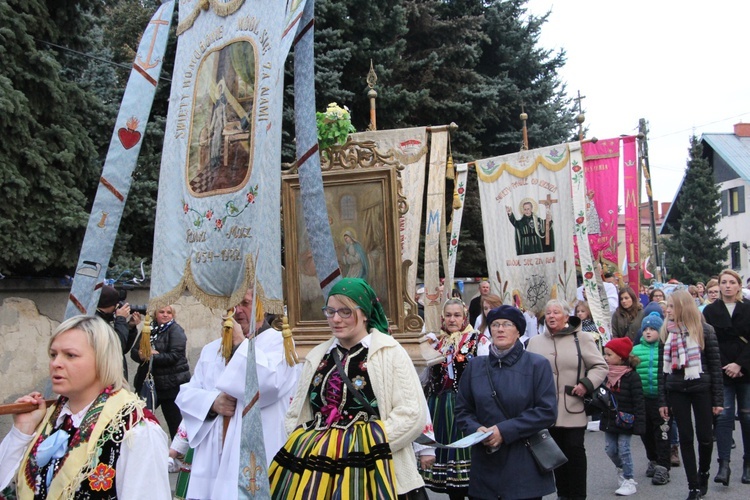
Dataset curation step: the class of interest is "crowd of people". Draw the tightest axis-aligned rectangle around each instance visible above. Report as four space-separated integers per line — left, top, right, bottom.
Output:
1 271 749 500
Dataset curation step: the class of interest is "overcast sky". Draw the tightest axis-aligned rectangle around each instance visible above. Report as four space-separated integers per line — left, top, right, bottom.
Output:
526 0 750 207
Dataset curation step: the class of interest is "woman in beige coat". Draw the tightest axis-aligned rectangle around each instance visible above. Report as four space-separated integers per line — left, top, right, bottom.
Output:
527 299 608 500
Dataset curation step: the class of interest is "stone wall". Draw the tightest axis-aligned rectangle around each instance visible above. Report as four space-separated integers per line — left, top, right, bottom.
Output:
0 294 224 438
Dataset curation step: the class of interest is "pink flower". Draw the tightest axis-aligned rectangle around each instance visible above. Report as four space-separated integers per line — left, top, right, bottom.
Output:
206 210 213 220
183 203 189 214
215 218 223 229
246 192 255 204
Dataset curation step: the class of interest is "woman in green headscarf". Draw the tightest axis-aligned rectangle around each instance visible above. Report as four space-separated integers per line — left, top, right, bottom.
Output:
269 278 428 499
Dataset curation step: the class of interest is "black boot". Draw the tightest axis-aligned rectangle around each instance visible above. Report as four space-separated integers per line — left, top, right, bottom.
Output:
742 459 750 484
686 488 702 500
699 471 710 496
714 459 731 485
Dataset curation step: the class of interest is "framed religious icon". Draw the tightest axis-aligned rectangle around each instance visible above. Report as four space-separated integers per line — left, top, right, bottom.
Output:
282 165 406 342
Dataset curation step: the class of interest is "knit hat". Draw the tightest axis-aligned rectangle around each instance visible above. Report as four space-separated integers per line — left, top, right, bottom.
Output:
605 337 633 360
486 305 526 334
640 312 664 335
642 301 664 319
98 285 120 309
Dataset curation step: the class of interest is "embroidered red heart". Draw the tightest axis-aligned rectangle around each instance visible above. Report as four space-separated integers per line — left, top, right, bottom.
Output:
118 117 142 149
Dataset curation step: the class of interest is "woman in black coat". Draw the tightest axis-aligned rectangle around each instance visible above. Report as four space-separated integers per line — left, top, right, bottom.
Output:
659 290 723 500
456 305 557 500
131 305 191 438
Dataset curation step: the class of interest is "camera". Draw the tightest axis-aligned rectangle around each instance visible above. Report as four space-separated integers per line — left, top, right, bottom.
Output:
116 288 148 315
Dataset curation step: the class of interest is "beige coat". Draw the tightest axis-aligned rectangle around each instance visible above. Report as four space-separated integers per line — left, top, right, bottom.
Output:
527 317 608 428
285 330 427 494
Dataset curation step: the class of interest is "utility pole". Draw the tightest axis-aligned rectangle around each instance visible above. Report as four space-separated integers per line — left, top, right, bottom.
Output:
638 118 662 282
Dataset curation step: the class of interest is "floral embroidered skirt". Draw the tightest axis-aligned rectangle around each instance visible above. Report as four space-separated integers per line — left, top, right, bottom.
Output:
419 391 471 492
268 419 397 499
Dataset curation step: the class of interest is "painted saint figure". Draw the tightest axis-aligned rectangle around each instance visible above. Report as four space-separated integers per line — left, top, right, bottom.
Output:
505 199 554 255
341 230 368 279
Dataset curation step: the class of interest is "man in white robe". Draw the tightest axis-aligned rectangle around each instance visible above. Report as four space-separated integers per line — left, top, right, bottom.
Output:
175 288 300 499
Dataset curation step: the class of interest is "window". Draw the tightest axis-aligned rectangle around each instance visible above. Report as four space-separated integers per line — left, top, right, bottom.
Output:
730 241 741 270
340 195 356 221
721 186 746 216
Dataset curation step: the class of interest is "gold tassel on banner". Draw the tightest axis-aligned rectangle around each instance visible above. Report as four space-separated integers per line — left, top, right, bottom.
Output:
452 184 462 210
281 315 299 367
139 314 152 360
445 153 455 181
221 309 235 364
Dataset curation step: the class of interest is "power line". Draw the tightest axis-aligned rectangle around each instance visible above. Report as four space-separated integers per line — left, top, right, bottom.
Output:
650 112 750 141
35 38 172 83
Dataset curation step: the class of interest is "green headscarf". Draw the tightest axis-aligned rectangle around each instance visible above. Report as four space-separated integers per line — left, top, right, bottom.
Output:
327 278 390 334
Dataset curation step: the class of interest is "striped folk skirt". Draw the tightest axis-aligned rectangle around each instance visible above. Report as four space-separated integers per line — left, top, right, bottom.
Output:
419 391 471 492
268 419 397 499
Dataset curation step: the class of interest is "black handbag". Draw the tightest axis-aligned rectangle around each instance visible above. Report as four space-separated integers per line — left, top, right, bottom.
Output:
484 357 568 472
583 384 612 415
139 357 157 411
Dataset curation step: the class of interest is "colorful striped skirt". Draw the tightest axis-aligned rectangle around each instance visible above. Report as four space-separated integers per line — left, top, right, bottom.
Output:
268 419 397 499
419 391 471 492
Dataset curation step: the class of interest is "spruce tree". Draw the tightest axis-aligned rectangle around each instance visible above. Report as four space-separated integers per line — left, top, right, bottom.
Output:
663 135 726 283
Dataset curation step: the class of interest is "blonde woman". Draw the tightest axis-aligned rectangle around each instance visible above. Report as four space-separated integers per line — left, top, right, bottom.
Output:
0 316 170 498
659 290 723 499
474 294 503 356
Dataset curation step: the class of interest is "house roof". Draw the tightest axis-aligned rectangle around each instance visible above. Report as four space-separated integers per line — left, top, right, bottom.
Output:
660 132 750 235
702 133 750 183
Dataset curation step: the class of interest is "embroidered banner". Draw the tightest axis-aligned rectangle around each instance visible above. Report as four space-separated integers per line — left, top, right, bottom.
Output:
150 0 309 313
447 162 469 284
475 144 576 315
571 142 611 338
350 127 429 296
423 130 449 333
623 136 639 288
581 138 620 267
65 1 175 318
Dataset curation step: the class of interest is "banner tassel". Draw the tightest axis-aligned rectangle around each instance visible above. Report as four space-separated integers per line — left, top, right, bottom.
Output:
281 316 299 366
445 153 455 180
221 309 234 363
139 314 153 360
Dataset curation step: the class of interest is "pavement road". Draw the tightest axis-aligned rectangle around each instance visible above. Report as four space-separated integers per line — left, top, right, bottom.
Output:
426 425 750 499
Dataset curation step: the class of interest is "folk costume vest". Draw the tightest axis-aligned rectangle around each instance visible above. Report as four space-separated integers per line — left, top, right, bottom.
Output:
16 388 150 499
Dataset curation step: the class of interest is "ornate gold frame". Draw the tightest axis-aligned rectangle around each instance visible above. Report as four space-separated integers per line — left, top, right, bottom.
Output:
282 140 423 344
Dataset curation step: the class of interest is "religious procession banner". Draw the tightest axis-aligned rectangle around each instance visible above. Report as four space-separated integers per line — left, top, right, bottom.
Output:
350 127 429 296
447 162 469 283
150 0 309 313
581 138 620 267
476 144 576 315
65 1 175 318
623 136 640 288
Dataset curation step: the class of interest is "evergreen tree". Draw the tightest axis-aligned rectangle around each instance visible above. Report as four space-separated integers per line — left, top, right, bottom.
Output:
663 136 726 283
0 0 107 276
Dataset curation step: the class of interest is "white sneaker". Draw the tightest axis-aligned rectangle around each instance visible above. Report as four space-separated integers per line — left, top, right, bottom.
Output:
615 478 637 496
616 467 625 487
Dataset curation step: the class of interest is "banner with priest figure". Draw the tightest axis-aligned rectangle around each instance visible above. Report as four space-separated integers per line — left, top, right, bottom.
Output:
476 144 576 316
150 0 309 313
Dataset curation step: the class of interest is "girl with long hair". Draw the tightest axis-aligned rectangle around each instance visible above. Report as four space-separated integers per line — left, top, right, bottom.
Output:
475 294 503 356
612 287 644 342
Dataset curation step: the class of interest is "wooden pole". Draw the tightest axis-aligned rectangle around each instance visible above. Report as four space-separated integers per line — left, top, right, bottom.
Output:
0 399 57 416
638 118 662 282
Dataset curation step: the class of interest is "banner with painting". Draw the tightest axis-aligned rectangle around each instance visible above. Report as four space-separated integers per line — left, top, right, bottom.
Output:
150 0 309 312
476 144 576 315
581 138 620 267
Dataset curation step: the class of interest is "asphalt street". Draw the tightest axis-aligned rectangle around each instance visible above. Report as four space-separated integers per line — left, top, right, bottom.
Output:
427 425 750 499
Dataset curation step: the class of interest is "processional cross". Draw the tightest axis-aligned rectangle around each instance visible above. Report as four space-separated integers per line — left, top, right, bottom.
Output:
538 193 558 246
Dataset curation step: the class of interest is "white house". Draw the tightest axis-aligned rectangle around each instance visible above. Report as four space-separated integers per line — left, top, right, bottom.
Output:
661 123 750 280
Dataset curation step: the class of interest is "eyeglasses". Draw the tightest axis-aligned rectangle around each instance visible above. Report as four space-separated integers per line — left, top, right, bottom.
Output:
490 321 516 329
322 306 361 319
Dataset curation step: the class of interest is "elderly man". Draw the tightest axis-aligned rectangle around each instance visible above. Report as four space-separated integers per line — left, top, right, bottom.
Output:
469 279 491 326
176 287 300 499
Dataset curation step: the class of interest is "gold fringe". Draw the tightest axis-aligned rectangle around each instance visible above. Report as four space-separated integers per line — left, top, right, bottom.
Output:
222 310 235 363
281 316 299 367
452 187 462 210
177 0 246 36
139 315 152 360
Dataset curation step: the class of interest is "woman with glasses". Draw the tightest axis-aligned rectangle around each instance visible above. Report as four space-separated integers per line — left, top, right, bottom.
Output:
456 305 557 500
699 279 720 313
527 299 608 500
421 298 479 499
702 269 750 486
268 278 428 499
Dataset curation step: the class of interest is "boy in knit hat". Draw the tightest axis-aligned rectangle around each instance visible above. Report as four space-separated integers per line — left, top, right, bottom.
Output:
632 312 671 485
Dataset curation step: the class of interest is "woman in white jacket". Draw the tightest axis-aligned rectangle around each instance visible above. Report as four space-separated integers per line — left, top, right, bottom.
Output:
268 278 427 499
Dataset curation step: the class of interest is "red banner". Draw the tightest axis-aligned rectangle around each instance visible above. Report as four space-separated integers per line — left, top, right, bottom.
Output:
582 139 620 266
623 136 639 289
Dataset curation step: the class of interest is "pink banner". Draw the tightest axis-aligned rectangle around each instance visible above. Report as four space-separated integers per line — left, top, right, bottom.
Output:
623 136 639 289
581 139 620 266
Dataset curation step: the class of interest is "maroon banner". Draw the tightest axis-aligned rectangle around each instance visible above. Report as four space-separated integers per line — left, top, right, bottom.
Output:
581 139 620 267
623 136 639 289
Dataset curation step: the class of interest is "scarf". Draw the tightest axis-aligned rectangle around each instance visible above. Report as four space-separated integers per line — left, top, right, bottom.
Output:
606 364 632 390
150 319 175 345
328 278 390 333
663 321 703 380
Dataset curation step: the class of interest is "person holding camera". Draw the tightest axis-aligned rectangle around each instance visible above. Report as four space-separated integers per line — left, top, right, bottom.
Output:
96 285 141 378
